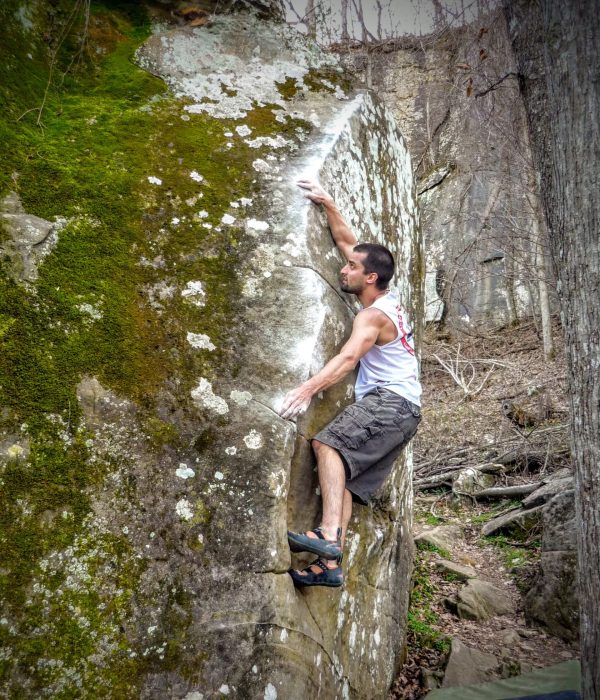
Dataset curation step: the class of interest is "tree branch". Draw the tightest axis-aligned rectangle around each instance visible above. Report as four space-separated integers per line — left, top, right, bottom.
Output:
475 71 520 98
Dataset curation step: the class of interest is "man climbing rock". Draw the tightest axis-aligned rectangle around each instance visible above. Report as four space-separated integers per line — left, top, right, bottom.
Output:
279 180 422 588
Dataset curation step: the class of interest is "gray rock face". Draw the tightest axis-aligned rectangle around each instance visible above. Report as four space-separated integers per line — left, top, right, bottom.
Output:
0 12 420 700
455 579 515 620
344 10 556 328
442 638 498 687
133 24 420 698
523 491 579 641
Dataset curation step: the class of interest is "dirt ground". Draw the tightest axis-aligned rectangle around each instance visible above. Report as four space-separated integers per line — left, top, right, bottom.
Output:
389 317 580 699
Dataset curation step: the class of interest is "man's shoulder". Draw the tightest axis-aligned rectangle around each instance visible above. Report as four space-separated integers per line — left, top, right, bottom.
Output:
356 306 389 323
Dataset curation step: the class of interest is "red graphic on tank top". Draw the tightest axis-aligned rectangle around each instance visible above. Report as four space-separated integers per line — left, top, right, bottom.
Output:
396 305 415 356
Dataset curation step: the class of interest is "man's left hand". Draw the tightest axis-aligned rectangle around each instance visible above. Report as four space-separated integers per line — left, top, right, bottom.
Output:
279 384 314 420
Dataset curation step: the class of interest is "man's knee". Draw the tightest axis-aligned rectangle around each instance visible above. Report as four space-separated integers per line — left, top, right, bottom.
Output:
311 438 324 454
312 438 333 456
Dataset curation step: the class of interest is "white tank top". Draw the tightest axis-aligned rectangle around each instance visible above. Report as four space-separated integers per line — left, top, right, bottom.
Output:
355 291 422 406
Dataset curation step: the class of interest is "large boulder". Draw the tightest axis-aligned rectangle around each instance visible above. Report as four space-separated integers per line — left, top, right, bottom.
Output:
453 579 515 621
0 5 421 699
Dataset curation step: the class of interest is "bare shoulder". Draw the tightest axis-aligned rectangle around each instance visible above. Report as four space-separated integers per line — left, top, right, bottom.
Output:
355 307 389 330
358 307 396 344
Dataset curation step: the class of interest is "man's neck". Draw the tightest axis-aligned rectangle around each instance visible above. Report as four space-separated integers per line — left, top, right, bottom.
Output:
358 287 389 308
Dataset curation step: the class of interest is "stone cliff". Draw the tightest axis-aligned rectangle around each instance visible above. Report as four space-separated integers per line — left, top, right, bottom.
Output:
345 10 555 329
0 3 421 698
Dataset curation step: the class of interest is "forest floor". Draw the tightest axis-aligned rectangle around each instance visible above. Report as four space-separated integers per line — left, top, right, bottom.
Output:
389 317 580 699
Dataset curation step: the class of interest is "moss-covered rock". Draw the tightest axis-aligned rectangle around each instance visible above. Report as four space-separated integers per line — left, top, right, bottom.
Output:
0 2 421 697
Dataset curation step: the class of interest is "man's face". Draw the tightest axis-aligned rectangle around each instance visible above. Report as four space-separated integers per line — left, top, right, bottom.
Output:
340 251 373 294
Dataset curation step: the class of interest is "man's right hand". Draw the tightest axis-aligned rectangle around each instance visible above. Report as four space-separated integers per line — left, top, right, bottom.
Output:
279 384 314 420
297 179 333 206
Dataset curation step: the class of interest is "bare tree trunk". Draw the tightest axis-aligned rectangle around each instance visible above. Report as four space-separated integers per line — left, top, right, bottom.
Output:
506 2 600 698
305 0 316 39
340 0 349 42
527 190 554 359
375 0 383 39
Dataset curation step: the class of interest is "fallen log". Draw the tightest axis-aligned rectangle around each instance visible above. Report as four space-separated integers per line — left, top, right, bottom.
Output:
414 463 506 491
469 482 543 500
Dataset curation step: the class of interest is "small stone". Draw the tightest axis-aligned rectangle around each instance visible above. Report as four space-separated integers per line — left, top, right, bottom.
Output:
517 628 538 639
497 628 522 645
455 579 515 620
434 558 477 581
442 638 497 687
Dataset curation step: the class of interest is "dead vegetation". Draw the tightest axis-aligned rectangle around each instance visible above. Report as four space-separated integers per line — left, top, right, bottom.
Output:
390 317 577 698
414 317 570 484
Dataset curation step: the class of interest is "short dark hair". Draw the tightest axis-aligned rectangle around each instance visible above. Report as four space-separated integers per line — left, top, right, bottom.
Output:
353 243 395 290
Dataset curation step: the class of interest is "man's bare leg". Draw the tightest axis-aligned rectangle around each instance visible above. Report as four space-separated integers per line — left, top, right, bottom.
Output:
291 440 349 576
314 439 345 538
341 487 353 549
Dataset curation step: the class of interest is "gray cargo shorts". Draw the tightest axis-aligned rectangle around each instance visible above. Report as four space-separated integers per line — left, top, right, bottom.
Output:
313 387 421 505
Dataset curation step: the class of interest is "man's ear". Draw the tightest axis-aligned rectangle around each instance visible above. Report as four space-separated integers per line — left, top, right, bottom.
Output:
366 272 379 286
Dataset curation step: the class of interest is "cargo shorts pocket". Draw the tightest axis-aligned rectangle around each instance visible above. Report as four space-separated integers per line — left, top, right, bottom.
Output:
333 404 383 450
391 399 421 443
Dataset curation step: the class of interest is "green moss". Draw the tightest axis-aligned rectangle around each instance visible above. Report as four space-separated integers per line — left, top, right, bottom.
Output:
302 66 353 95
416 512 445 527
144 417 179 449
407 550 450 653
470 500 523 524
192 499 211 526
484 534 541 568
1 1 316 694
276 77 300 99
415 539 451 559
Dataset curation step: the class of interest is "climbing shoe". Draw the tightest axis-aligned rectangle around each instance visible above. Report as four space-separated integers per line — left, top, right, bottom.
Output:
287 526 342 560
289 558 344 588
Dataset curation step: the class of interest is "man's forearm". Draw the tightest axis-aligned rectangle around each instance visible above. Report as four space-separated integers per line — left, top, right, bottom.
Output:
297 180 358 258
322 199 358 254
304 352 357 396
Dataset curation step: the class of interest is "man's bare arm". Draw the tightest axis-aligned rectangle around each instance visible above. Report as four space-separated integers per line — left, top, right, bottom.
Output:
297 179 358 261
279 309 386 420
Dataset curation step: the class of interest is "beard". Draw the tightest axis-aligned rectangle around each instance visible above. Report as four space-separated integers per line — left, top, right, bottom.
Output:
340 277 362 294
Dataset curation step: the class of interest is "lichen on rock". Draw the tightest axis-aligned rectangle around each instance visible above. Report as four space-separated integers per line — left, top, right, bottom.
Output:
0 2 421 697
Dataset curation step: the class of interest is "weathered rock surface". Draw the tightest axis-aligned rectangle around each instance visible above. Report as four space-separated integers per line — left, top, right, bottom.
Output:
435 558 477 581
452 467 495 495
523 491 579 641
442 638 498 687
455 579 515 620
0 5 420 699
0 192 62 282
414 524 463 552
345 10 555 327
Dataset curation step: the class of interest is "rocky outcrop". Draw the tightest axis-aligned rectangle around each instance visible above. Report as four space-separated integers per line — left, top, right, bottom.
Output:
344 10 555 328
523 490 579 641
476 467 578 641
0 4 420 698
0 192 62 282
